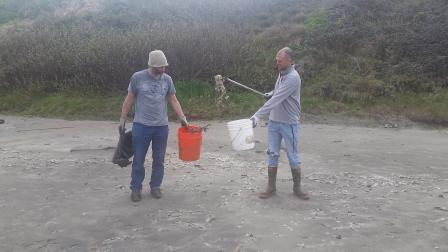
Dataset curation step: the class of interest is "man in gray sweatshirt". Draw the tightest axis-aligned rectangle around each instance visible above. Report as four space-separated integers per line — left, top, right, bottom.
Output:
251 47 309 200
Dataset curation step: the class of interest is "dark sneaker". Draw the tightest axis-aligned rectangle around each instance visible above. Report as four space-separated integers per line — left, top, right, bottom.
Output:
151 188 162 199
131 189 142 202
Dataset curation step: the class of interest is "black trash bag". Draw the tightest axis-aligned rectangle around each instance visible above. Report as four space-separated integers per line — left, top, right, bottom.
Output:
112 130 133 167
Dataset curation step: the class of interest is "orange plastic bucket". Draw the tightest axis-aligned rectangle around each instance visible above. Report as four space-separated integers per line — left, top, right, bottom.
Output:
178 125 202 161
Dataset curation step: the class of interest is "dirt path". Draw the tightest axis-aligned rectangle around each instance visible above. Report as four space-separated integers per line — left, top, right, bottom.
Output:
0 115 447 252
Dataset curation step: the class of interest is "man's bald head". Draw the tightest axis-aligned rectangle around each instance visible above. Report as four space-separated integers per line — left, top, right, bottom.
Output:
276 47 294 71
277 47 294 61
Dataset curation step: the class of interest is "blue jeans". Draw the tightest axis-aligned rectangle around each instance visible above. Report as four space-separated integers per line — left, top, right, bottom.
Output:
130 123 169 191
267 120 301 169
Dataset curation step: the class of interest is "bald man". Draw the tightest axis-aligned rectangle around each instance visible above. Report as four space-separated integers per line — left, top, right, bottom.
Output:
251 47 309 200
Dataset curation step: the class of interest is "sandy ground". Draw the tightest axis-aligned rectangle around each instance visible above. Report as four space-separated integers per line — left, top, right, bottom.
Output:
0 115 447 252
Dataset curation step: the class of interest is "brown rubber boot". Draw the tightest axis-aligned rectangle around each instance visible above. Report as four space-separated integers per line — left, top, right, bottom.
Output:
291 168 309 200
131 189 142 202
259 167 277 199
151 188 162 199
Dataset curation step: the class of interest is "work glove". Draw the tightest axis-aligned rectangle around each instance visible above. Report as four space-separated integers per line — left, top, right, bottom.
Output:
264 91 274 101
250 115 259 128
180 116 189 127
119 117 126 134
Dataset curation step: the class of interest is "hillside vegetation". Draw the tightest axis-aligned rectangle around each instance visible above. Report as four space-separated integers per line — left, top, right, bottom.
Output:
0 0 447 124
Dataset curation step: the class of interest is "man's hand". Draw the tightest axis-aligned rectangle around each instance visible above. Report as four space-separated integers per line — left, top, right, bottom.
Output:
264 91 274 101
250 115 259 128
180 116 189 127
119 117 126 134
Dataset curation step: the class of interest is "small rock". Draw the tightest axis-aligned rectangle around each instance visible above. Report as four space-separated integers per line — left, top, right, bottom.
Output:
206 216 215 223
336 235 342 239
434 206 448 212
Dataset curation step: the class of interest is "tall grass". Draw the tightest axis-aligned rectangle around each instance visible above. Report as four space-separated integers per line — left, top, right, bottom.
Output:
0 80 265 121
171 81 263 120
0 21 246 92
1 81 447 125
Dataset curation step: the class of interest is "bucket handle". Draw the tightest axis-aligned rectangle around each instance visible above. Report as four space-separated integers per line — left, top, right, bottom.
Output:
183 123 211 133
230 127 244 145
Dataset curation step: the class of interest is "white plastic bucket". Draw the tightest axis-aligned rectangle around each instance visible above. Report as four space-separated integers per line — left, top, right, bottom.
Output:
226 119 255 151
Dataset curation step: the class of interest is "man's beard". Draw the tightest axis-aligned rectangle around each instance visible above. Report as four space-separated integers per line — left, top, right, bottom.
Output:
150 68 164 78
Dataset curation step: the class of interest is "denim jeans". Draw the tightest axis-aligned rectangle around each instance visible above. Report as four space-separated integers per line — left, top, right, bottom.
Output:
130 122 169 191
267 120 301 169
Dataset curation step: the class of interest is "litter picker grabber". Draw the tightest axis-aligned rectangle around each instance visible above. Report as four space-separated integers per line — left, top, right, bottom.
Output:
223 77 266 97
